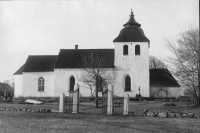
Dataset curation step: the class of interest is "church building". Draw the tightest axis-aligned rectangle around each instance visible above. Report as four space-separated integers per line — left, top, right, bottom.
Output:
13 11 180 98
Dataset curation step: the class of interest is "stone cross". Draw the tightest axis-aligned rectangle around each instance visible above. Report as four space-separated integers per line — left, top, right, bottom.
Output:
138 87 141 95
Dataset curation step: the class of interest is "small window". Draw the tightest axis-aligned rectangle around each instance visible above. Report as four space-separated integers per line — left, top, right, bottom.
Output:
125 76 131 91
38 77 44 91
135 45 140 55
123 45 128 55
70 76 75 92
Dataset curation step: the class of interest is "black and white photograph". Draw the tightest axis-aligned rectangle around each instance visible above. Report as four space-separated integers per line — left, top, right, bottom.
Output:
0 0 199 132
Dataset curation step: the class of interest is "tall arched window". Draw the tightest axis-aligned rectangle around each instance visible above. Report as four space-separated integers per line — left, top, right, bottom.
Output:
135 45 140 55
123 45 128 55
69 76 75 92
125 76 131 91
38 77 44 91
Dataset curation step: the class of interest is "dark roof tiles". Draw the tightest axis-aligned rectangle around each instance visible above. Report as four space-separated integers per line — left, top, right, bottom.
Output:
113 26 149 42
55 49 115 68
150 69 180 87
22 55 57 73
13 64 25 75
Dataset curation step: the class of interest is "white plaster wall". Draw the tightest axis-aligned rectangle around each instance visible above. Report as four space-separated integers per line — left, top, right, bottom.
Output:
14 75 23 97
54 68 116 97
54 69 92 97
114 42 149 97
150 87 181 98
168 87 182 97
22 72 54 97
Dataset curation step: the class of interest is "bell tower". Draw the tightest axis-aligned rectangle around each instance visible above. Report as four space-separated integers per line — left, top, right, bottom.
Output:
113 10 150 97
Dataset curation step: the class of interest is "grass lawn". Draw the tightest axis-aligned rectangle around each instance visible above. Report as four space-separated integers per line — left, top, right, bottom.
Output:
0 111 200 133
0 100 200 133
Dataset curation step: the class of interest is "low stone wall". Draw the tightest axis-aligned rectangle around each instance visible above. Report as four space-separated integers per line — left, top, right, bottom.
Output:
0 108 59 113
1 107 199 118
130 109 200 118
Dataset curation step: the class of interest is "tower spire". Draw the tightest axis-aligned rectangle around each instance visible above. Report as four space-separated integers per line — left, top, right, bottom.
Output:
131 9 133 16
123 9 141 27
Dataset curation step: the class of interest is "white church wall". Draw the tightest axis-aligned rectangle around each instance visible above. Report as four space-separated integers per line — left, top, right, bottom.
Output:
165 87 181 98
54 69 92 97
54 68 116 97
114 42 150 97
14 75 23 97
22 72 54 97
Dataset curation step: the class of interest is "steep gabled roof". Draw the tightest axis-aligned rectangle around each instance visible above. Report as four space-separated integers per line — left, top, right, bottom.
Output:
14 55 58 74
150 69 180 87
55 49 115 68
13 64 25 75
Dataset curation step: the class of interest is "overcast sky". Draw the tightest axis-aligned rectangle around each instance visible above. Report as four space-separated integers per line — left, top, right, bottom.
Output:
0 0 199 83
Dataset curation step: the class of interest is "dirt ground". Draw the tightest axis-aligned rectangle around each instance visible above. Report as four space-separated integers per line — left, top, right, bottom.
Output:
0 111 200 133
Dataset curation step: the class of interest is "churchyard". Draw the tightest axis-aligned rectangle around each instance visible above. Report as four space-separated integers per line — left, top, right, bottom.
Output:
0 97 200 133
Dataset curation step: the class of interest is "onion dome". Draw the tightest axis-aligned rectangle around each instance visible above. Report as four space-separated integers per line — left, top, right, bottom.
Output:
113 10 149 43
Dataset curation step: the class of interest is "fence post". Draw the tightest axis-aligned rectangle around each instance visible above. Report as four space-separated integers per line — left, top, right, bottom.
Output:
4 89 7 100
59 93 65 113
123 93 129 115
107 84 113 115
72 83 79 113
77 84 79 112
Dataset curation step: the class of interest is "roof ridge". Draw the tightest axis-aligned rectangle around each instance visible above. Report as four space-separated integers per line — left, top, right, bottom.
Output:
28 55 57 56
150 68 168 70
60 49 114 50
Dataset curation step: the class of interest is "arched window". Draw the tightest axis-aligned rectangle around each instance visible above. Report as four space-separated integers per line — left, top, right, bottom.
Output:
125 76 131 91
123 45 128 55
69 76 75 92
38 77 44 91
135 45 140 55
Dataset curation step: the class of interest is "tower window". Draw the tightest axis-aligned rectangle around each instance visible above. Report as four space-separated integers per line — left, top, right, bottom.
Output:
123 45 128 55
125 76 131 91
38 77 44 91
69 76 75 92
135 45 140 55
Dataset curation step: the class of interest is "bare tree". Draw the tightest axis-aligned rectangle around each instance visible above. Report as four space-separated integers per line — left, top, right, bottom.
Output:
82 82 95 99
3 79 14 98
3 79 14 89
165 28 199 105
3 80 10 85
79 52 116 107
149 56 168 69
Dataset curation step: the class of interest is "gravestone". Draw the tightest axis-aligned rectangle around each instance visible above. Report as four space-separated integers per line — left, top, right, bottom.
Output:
107 84 113 115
